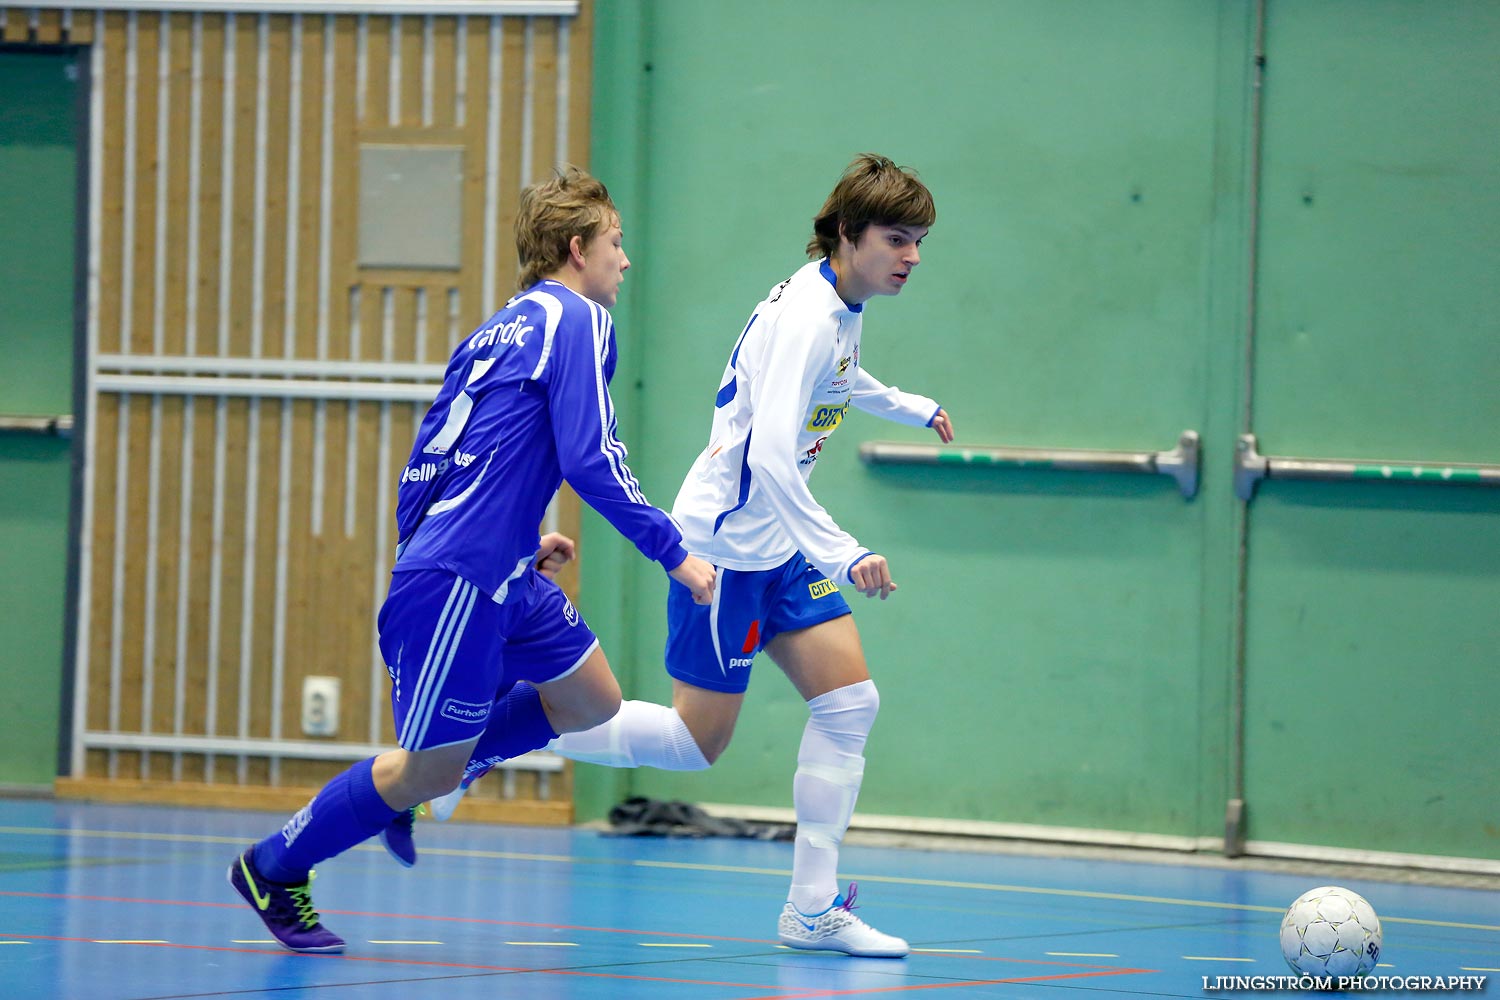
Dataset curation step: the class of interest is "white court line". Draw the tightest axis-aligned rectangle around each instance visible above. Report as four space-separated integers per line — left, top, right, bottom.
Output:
638 943 712 948
1184 956 1255 962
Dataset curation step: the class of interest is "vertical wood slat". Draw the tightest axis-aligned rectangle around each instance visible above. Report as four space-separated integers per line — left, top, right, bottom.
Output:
68 7 93 44
493 18 526 303
363 13 389 128
528 16 558 183
223 13 258 783
2 7 28 42
564 0 591 170
430 14 456 131
312 14 359 737
35 7 63 43
293 13 325 364
458 15 487 324
399 11 421 126
68 5 589 813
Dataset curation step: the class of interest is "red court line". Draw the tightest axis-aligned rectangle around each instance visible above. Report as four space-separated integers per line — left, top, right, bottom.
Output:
0 934 823 994
740 966 1158 999
0 889 1158 998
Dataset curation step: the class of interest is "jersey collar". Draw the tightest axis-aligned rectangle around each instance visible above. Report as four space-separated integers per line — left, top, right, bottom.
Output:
818 258 864 313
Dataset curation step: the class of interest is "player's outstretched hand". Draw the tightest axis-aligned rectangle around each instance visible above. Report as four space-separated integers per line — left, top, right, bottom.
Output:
931 408 955 444
535 532 577 579
850 554 898 601
669 554 717 605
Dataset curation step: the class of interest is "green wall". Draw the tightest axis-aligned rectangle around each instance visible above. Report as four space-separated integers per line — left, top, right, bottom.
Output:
581 0 1500 861
0 49 80 788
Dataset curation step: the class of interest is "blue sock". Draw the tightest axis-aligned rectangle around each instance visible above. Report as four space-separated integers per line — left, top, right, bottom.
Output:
462 682 559 779
252 756 399 884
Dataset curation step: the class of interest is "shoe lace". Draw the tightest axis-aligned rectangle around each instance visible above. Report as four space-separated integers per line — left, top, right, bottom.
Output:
394 806 416 829
837 882 860 912
287 871 323 929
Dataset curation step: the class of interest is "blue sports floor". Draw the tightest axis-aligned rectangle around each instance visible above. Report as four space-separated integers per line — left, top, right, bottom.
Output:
1 797 1496 999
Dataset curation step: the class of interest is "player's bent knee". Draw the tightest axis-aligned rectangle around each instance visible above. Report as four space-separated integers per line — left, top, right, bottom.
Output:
575 689 623 732
808 678 879 737
380 747 472 804
539 687 622 734
678 713 735 765
696 736 727 767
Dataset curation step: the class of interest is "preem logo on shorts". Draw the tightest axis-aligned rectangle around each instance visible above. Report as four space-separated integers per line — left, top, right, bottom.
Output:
728 656 754 668
440 699 490 724
808 578 838 599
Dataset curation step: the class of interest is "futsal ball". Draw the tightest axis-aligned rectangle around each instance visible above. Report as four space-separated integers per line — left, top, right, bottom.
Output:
1280 885 1382 978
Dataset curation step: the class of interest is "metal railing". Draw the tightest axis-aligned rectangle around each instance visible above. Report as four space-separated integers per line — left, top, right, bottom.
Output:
860 429 1201 499
0 414 74 438
80 731 564 772
1235 434 1500 501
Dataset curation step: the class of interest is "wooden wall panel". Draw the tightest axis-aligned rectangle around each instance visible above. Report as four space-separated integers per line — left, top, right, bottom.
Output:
36 7 63 43
11 4 591 825
2 6 29 41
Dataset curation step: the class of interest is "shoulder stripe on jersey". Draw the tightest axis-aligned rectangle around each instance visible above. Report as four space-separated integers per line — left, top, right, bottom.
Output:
715 313 758 408
591 303 649 505
508 289 564 380
729 313 758 369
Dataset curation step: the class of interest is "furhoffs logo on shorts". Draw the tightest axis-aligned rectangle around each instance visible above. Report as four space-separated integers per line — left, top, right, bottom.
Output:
562 597 579 626
440 699 490 724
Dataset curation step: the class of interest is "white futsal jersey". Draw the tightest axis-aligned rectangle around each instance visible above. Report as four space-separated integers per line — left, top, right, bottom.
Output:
672 259 940 584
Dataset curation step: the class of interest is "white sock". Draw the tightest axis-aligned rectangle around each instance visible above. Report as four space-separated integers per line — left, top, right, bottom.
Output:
547 700 709 771
788 680 879 914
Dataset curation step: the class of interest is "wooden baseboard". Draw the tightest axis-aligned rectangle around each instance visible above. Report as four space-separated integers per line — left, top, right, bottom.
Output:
53 777 573 827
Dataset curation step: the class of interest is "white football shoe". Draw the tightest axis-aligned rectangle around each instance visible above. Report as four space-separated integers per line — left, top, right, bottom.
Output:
426 764 493 822
426 783 467 823
777 883 909 958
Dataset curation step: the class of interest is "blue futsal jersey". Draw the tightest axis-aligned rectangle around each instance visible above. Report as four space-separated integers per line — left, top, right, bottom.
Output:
393 280 688 602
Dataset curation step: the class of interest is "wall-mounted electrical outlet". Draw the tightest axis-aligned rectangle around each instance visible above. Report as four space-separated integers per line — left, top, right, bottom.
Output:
301 676 340 737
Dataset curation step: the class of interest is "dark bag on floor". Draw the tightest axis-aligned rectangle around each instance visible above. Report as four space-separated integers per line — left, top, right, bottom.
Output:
604 796 793 841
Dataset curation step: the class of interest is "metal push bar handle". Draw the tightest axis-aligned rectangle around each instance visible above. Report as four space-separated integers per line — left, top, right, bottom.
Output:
0 414 74 438
860 429 1200 499
1235 433 1500 501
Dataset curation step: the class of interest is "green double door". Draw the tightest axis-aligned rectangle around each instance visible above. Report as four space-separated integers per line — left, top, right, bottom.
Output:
593 0 1498 861
1240 2 1500 858
0 49 80 788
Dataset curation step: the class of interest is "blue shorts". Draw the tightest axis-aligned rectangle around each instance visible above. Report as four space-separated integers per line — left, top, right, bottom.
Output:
664 552 851 694
376 567 598 750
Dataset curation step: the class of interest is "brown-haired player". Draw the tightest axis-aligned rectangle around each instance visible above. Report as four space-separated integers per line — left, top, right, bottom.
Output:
434 154 954 957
